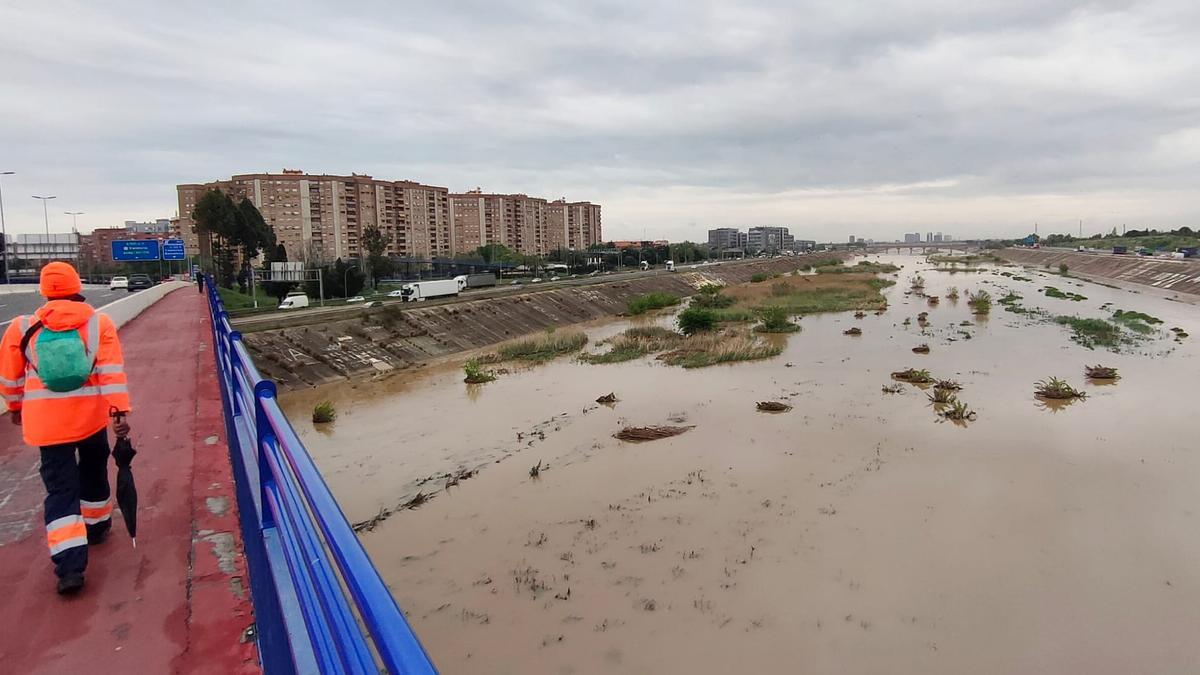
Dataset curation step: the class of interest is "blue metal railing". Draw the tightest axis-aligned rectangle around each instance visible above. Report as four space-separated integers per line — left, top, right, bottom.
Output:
204 278 438 675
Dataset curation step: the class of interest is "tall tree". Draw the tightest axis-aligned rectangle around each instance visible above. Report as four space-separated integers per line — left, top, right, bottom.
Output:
361 225 393 286
192 190 240 287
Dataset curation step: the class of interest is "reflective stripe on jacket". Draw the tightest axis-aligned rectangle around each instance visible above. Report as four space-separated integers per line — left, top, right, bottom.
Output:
0 300 131 446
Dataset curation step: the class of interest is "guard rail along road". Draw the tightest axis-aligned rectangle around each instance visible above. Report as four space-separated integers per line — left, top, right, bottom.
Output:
206 276 439 675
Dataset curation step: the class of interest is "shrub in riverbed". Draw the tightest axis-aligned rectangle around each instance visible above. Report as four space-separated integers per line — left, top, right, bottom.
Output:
498 330 588 362
1055 316 1121 349
891 368 933 383
967 289 992 315
755 306 800 333
312 400 337 423
750 273 770 283
941 399 977 421
690 292 734 309
581 327 680 364
463 359 497 383
627 292 680 315
678 307 717 335
658 332 782 368
945 286 959 300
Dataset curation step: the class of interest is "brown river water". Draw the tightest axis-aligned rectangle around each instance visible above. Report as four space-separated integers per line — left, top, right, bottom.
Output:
282 254 1200 674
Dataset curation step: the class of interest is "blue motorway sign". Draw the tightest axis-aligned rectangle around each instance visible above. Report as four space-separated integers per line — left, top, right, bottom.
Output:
111 239 160 261
162 238 186 260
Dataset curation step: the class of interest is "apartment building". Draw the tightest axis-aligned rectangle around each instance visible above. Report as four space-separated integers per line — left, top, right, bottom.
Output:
707 228 747 251
177 171 451 263
450 190 586 257
180 172 597 262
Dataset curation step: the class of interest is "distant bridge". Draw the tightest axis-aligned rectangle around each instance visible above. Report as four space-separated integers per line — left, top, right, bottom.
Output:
854 242 977 255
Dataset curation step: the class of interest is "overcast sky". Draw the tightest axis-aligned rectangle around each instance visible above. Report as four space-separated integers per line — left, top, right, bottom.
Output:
2 1 1198 242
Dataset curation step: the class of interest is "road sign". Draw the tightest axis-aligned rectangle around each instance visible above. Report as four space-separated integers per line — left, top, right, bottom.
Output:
162 239 185 260
111 240 160 261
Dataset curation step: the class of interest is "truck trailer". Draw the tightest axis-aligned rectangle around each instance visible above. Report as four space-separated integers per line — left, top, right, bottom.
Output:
454 273 498 290
400 279 460 302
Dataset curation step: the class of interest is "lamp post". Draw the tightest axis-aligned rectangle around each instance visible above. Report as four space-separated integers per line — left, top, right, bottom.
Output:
32 195 56 267
0 171 13 284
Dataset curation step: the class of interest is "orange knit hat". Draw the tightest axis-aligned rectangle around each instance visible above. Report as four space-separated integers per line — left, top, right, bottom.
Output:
39 262 83 299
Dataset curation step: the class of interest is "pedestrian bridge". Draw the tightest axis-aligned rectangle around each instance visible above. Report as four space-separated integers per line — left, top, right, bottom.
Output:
0 281 438 674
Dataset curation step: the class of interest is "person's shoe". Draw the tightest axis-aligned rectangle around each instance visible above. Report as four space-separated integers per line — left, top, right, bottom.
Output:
87 528 109 545
56 573 85 596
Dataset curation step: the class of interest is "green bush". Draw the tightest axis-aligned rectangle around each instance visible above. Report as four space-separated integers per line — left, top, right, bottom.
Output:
463 358 497 383
627 292 681 315
750 273 770 283
497 331 588 362
312 401 337 423
678 307 717 335
697 284 722 295
756 306 800 333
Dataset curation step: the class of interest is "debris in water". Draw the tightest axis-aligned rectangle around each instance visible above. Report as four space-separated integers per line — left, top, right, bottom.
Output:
927 296 939 305
854 311 866 319
934 379 962 391
843 327 862 336
530 460 544 478
1084 365 1118 379
755 401 792 412
912 344 931 354
881 384 904 394
596 392 618 404
615 426 695 443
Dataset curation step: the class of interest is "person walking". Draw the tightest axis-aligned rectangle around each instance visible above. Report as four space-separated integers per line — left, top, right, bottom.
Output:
0 262 131 595
196 272 204 294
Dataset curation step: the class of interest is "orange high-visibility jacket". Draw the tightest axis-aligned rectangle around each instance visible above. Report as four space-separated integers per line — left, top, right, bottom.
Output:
0 300 131 446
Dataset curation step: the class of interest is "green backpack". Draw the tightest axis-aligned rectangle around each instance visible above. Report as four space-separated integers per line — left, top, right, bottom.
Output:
21 318 98 393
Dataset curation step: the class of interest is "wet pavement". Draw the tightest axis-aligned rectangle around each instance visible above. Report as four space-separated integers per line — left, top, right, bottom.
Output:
283 254 1200 674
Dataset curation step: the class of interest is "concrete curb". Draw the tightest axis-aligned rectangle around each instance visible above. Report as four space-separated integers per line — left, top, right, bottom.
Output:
101 281 190 328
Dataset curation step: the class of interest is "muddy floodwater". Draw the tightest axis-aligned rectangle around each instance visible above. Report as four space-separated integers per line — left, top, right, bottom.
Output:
282 255 1200 674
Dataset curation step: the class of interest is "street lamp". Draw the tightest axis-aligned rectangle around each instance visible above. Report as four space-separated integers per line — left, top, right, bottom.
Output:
0 171 13 284
64 210 83 230
32 195 56 267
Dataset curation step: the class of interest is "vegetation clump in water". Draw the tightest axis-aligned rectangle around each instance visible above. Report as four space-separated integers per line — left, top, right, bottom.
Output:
928 253 1000 265
818 261 899 274
1035 377 1087 400
967 289 992 315
927 388 955 404
312 400 337 423
498 330 589 362
892 368 933 384
1044 286 1087 301
945 286 959 300
934 379 962 391
940 398 977 421
627 292 681 315
678 307 717 335
843 327 862 336
615 425 694 442
463 358 498 383
1111 309 1162 334
912 344 931 354
1054 316 1122 349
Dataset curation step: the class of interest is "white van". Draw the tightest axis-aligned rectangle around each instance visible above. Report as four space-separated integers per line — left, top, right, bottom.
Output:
278 293 310 310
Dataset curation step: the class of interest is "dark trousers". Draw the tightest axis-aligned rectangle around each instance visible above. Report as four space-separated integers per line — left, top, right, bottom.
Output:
39 429 111 578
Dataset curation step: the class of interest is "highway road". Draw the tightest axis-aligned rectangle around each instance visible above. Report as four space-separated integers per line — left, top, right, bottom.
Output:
0 285 131 325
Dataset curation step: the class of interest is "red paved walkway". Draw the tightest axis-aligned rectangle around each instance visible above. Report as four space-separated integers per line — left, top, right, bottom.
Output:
0 289 258 674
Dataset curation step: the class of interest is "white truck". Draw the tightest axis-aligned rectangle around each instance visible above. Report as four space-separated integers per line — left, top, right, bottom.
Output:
400 279 460 302
278 293 310 310
665 260 676 271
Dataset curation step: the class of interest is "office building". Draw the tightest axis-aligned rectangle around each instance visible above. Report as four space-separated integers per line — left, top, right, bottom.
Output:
747 226 794 253
904 233 920 244
793 239 817 251
848 235 856 244
125 219 172 234
707 228 746 252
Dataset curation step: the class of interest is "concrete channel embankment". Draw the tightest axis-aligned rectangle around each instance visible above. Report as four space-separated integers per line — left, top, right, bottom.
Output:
998 248 1200 299
244 256 839 388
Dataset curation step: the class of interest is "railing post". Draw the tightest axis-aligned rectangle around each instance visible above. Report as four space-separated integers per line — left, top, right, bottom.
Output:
254 380 279 530
228 331 245 418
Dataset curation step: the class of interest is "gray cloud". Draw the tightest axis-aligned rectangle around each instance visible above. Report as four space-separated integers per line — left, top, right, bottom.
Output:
1 0 1198 242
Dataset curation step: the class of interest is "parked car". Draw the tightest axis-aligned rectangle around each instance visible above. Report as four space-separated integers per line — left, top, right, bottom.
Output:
127 274 154 292
345 295 366 303
387 289 405 298
109 276 129 290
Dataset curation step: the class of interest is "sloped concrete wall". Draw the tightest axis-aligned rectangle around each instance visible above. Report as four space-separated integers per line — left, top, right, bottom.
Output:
244 256 840 387
1000 249 1200 297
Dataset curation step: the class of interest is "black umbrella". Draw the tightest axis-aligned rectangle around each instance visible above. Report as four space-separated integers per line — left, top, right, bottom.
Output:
110 410 138 548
